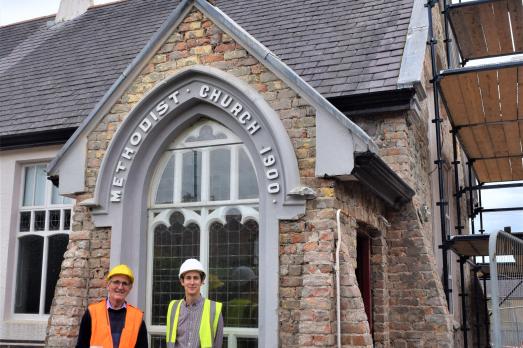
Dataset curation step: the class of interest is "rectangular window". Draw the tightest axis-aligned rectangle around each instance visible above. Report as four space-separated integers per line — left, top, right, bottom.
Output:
14 164 73 316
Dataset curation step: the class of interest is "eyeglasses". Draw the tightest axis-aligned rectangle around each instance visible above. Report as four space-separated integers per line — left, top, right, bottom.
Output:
111 280 131 288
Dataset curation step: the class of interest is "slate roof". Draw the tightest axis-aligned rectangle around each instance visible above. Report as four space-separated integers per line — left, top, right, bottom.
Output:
0 0 414 137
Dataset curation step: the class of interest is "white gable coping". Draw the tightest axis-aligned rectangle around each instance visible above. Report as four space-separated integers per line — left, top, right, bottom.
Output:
48 0 379 192
397 0 428 98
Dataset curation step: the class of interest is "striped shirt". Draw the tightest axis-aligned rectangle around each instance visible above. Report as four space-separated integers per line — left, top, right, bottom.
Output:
172 296 223 348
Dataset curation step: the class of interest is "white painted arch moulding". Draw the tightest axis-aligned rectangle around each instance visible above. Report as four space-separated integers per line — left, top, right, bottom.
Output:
82 66 308 347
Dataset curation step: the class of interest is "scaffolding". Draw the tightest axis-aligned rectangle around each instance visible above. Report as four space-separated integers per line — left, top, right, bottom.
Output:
427 0 523 347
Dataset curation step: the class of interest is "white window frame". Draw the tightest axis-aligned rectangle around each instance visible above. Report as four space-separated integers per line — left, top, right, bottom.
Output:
12 163 72 320
145 121 260 345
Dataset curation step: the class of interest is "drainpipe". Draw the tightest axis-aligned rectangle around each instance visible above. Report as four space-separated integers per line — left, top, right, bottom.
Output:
336 209 342 348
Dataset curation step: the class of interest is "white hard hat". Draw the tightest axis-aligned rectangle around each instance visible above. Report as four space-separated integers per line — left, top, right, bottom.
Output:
179 259 206 279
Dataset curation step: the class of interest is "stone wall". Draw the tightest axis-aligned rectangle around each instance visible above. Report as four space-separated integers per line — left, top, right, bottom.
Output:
45 196 111 347
336 182 388 348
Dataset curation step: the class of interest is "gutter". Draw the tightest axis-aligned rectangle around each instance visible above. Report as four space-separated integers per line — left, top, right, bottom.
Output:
352 151 415 209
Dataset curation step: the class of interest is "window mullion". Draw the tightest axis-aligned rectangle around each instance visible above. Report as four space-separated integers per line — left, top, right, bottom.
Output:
30 210 35 233
201 148 210 202
31 165 37 206
39 236 49 315
145 210 155 329
45 176 51 207
200 208 209 298
45 210 50 232
60 209 64 231
228 334 237 348
174 152 183 203
230 145 239 201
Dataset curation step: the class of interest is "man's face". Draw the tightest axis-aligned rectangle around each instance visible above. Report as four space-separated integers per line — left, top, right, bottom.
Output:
180 271 203 297
107 275 132 306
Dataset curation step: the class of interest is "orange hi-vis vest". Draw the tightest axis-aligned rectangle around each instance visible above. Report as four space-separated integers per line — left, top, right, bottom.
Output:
88 300 143 348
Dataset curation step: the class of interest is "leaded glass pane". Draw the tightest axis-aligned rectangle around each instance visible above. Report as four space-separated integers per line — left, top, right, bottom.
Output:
49 210 61 230
155 155 175 205
23 166 36 206
223 337 258 348
210 148 231 201
64 209 71 230
151 211 200 325
151 336 167 348
237 337 258 347
45 234 68 313
34 211 46 231
19 212 31 232
34 165 46 206
148 120 260 341
181 151 201 202
208 209 259 328
15 235 43 313
238 149 258 199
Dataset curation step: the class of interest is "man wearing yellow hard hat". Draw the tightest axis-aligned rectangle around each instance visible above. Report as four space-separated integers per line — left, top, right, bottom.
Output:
76 264 148 348
166 258 223 348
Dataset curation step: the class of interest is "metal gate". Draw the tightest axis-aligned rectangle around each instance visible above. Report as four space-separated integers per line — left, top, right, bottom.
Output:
490 230 523 347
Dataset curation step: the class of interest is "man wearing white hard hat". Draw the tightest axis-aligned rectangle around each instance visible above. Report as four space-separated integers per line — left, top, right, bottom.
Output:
76 264 148 348
166 259 223 348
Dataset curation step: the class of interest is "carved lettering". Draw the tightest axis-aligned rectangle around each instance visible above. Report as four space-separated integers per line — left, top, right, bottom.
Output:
139 118 152 132
115 161 126 173
110 83 283 204
110 190 122 202
112 176 124 187
230 102 243 116
266 168 279 180
130 132 142 146
149 111 158 121
238 111 251 124
200 85 210 97
156 101 168 116
263 155 275 167
169 91 180 104
247 121 261 135
220 94 232 107
121 147 135 160
210 88 221 102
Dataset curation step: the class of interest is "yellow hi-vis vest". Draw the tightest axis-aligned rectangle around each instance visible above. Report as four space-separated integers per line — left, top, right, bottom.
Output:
166 298 222 348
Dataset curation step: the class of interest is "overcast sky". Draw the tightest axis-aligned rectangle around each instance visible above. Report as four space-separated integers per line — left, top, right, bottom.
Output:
0 0 118 26
475 183 523 234
2 0 522 234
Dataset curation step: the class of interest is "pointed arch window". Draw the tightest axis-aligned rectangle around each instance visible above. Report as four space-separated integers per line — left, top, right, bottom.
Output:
147 119 259 347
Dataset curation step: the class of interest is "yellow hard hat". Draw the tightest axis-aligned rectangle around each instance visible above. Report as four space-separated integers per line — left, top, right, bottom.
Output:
106 264 135 284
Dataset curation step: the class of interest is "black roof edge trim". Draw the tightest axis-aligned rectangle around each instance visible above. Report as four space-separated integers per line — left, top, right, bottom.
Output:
327 88 416 115
0 127 76 150
352 151 415 210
